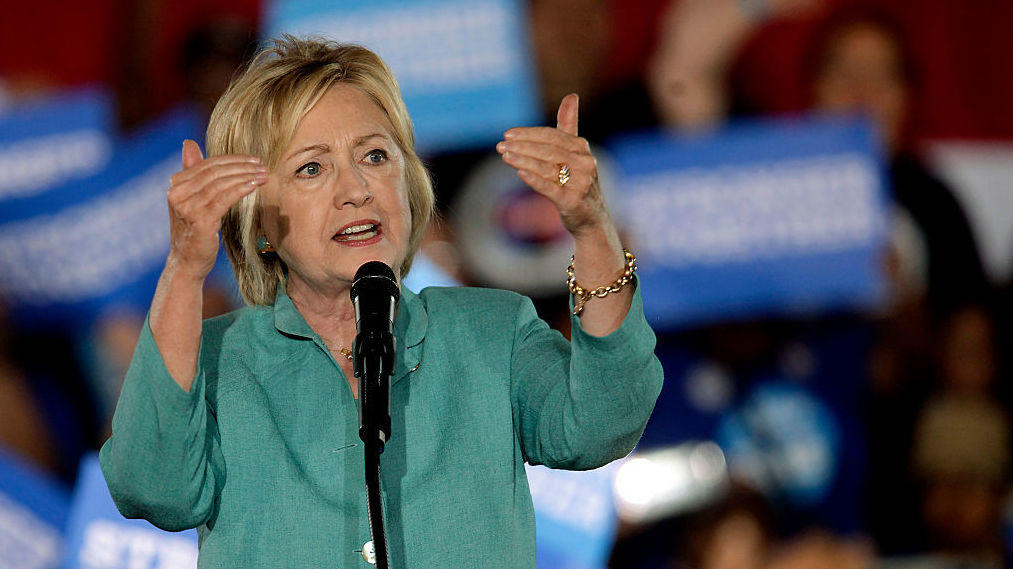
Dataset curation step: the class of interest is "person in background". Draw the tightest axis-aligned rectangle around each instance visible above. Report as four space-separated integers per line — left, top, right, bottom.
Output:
804 6 988 311
180 17 258 122
802 8 996 556
0 298 56 471
904 302 1009 568
0 297 99 482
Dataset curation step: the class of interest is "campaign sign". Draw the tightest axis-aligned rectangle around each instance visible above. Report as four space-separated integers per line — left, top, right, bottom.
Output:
0 89 114 203
0 447 70 569
0 109 201 329
526 460 623 569
61 455 197 569
263 0 540 153
608 116 890 330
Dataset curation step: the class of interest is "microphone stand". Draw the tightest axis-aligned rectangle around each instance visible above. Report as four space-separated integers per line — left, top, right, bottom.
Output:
355 332 394 569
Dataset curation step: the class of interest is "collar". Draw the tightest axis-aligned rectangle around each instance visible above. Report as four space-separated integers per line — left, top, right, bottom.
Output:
272 284 427 384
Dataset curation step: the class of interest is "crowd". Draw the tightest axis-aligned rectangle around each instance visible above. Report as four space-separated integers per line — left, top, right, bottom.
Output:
0 0 1010 568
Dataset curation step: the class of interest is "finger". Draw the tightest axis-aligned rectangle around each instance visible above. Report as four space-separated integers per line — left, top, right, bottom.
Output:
503 126 580 147
517 169 565 201
171 160 267 194
182 139 204 170
556 93 579 137
171 169 266 208
502 127 589 155
501 151 559 180
173 154 262 187
192 171 267 204
205 178 261 218
178 175 262 225
498 139 579 164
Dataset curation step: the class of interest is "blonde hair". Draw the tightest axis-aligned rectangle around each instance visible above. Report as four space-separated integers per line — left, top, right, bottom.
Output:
207 35 434 305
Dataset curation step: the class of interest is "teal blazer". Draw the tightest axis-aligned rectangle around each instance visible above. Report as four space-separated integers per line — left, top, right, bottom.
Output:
100 282 663 568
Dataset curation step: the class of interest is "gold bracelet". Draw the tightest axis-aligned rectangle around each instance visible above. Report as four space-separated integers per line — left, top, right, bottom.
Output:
566 249 637 315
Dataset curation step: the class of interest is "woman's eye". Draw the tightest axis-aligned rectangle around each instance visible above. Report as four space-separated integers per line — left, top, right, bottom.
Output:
296 162 322 177
365 149 388 164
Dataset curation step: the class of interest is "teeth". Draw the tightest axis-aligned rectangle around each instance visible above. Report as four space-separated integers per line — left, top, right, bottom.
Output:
335 224 379 242
341 224 375 235
339 229 378 241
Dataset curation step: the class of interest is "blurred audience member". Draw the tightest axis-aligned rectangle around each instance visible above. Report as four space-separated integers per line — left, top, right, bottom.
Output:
683 486 774 569
582 0 821 142
911 397 1008 568
528 0 611 118
589 1 988 312
0 297 99 482
917 302 1008 562
647 0 820 132
82 310 143 429
805 6 988 311
803 8 994 557
84 283 237 430
180 17 258 121
612 484 875 569
0 299 57 471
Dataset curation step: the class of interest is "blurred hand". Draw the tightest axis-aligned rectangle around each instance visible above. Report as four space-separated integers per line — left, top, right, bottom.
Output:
765 0 824 19
496 94 612 239
166 140 266 280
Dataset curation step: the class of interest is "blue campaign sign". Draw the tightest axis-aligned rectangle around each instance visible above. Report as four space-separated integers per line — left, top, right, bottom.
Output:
608 116 890 330
526 461 623 569
0 89 115 203
0 108 202 329
263 0 540 154
0 447 70 569
62 454 197 569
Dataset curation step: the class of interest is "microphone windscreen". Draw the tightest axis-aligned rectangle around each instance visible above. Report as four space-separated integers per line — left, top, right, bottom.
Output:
351 261 400 305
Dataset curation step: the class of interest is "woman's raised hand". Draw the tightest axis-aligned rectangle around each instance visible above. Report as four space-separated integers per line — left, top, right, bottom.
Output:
166 140 267 280
497 95 633 336
496 94 612 238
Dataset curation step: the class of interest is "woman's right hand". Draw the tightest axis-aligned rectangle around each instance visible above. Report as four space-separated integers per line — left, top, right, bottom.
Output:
166 139 267 280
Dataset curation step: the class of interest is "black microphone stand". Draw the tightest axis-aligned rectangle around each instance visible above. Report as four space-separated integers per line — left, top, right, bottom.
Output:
355 331 394 569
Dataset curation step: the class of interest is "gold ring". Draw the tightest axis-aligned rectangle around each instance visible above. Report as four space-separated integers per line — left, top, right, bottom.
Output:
557 163 571 186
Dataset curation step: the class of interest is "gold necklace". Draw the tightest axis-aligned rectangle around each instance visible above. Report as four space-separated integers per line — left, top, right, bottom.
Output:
322 338 354 361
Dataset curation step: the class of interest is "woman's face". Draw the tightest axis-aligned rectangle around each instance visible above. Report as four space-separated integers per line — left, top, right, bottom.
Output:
258 84 412 294
813 22 909 153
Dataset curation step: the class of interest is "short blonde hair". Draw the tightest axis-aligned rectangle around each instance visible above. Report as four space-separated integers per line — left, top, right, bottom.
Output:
207 35 435 306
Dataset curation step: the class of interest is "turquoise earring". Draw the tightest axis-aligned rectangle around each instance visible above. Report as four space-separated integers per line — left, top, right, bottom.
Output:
257 236 275 254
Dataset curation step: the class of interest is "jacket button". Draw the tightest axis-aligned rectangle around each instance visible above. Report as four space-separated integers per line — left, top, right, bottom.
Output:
361 540 375 564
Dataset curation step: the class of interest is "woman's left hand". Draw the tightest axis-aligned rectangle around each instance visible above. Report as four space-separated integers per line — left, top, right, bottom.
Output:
496 94 611 238
497 95 632 336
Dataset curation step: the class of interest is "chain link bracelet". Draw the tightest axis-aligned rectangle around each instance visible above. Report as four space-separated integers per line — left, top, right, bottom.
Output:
566 249 638 316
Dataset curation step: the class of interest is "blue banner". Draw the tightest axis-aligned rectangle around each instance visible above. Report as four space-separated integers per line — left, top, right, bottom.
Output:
61 455 197 569
263 0 540 154
0 90 114 203
0 108 202 329
0 447 70 569
608 116 890 330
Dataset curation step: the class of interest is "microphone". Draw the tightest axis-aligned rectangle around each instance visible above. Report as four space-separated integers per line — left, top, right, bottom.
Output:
350 261 399 448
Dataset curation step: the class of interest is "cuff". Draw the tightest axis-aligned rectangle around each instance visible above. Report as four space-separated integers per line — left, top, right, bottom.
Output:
128 315 206 410
569 275 656 353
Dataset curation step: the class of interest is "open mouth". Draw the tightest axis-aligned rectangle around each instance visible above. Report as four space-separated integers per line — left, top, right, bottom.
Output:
333 221 382 243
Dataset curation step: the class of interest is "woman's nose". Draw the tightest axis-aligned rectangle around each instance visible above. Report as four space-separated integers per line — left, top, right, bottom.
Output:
334 166 372 208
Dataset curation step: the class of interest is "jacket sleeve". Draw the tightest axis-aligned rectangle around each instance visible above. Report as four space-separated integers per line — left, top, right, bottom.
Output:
511 277 664 470
98 316 225 532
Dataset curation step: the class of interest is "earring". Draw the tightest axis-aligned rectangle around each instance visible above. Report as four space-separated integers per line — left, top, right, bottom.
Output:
256 236 275 254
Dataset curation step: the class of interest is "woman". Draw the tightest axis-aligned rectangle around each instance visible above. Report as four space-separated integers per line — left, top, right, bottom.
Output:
100 37 662 568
